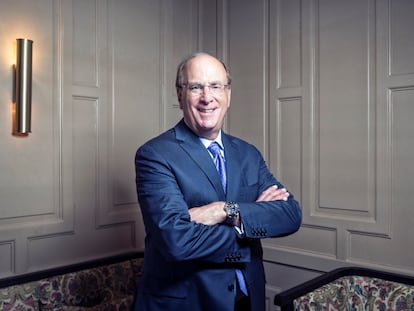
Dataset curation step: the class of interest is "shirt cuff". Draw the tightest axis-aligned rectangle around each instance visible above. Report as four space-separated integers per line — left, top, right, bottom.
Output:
233 222 245 238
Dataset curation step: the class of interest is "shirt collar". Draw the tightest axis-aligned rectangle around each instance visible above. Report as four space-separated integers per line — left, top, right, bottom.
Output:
199 131 224 150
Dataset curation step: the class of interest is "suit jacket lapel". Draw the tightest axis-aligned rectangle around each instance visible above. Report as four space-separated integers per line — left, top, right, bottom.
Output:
222 133 243 201
175 120 226 199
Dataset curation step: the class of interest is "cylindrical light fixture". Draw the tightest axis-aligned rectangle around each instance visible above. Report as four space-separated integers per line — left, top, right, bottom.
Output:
14 38 33 134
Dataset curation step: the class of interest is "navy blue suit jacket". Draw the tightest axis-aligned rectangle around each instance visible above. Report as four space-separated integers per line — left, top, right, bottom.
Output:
134 120 301 311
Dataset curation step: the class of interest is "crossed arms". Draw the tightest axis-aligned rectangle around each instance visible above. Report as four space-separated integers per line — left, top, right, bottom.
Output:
189 185 290 226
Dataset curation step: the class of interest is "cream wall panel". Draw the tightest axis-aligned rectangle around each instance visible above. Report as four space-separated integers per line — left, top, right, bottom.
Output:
317 0 375 217
110 0 162 221
389 0 414 76
73 0 98 86
269 0 303 201
28 223 134 270
347 88 414 269
227 0 269 154
343 1 414 272
349 231 413 270
198 0 219 55
277 0 302 89
264 225 337 258
392 88 414 226
277 98 302 200
0 242 14 276
0 1 59 222
72 96 98 229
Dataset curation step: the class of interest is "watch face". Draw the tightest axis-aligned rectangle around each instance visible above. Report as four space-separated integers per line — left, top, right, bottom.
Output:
224 202 239 224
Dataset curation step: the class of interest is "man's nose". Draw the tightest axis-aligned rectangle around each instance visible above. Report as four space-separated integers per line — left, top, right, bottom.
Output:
200 86 214 101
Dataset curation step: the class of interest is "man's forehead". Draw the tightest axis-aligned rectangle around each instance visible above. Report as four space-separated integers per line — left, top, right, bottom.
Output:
185 56 227 80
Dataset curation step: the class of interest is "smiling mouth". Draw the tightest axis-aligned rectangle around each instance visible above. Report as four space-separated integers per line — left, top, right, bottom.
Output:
198 108 216 113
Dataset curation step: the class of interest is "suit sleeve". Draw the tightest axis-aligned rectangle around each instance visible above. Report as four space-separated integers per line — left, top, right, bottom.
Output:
236 146 302 239
136 143 250 264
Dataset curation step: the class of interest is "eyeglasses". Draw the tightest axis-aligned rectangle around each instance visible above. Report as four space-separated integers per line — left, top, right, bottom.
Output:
181 82 230 96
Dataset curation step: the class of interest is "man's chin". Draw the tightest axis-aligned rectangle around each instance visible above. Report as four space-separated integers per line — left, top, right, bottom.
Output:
197 127 220 139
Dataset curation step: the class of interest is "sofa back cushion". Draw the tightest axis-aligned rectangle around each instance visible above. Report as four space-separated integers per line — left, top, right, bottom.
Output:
0 282 40 311
0 254 144 311
38 260 137 310
293 275 414 311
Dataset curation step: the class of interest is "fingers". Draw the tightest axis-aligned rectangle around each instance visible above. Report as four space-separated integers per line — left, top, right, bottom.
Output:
256 185 290 202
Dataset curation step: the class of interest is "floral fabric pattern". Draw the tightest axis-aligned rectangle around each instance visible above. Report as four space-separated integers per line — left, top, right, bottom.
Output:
0 258 144 311
293 275 414 311
0 282 40 311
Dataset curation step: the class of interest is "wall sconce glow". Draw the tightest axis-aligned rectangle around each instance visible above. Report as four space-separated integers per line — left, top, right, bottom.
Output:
14 38 33 135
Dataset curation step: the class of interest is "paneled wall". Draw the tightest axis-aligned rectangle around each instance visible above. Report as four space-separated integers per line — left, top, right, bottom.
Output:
1 1 414 308
224 0 414 293
0 0 210 277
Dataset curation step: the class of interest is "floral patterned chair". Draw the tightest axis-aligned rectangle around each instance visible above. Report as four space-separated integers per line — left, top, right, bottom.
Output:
0 252 144 311
274 266 414 311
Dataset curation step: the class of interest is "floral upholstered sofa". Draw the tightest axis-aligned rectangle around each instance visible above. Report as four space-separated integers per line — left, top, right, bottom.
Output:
0 252 144 311
274 266 414 311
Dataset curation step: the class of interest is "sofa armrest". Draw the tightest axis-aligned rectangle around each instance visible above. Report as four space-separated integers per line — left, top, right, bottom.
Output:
274 266 414 311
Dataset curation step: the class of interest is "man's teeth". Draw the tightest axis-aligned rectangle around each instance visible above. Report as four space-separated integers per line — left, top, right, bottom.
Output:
198 108 215 113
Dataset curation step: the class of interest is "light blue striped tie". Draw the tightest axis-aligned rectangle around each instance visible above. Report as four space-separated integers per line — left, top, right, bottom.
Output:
208 142 248 296
208 142 226 192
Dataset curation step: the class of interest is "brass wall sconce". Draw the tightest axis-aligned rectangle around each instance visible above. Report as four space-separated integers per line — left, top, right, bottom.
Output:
14 38 33 135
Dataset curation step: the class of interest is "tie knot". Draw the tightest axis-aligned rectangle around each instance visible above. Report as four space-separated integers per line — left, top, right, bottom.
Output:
208 142 222 157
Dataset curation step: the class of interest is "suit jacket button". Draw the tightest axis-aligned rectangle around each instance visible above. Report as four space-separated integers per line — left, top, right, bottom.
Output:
228 284 234 291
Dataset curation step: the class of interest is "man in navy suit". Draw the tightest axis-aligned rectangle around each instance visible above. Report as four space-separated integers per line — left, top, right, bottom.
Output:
134 52 302 311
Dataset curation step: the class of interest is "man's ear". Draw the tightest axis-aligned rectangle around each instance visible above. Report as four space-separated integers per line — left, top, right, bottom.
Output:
177 88 183 108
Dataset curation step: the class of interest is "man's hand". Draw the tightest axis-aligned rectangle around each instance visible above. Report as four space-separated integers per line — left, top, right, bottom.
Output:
256 185 289 202
189 202 226 225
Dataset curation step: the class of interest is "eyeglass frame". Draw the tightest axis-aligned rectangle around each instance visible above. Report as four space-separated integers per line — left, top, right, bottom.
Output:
180 82 231 96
